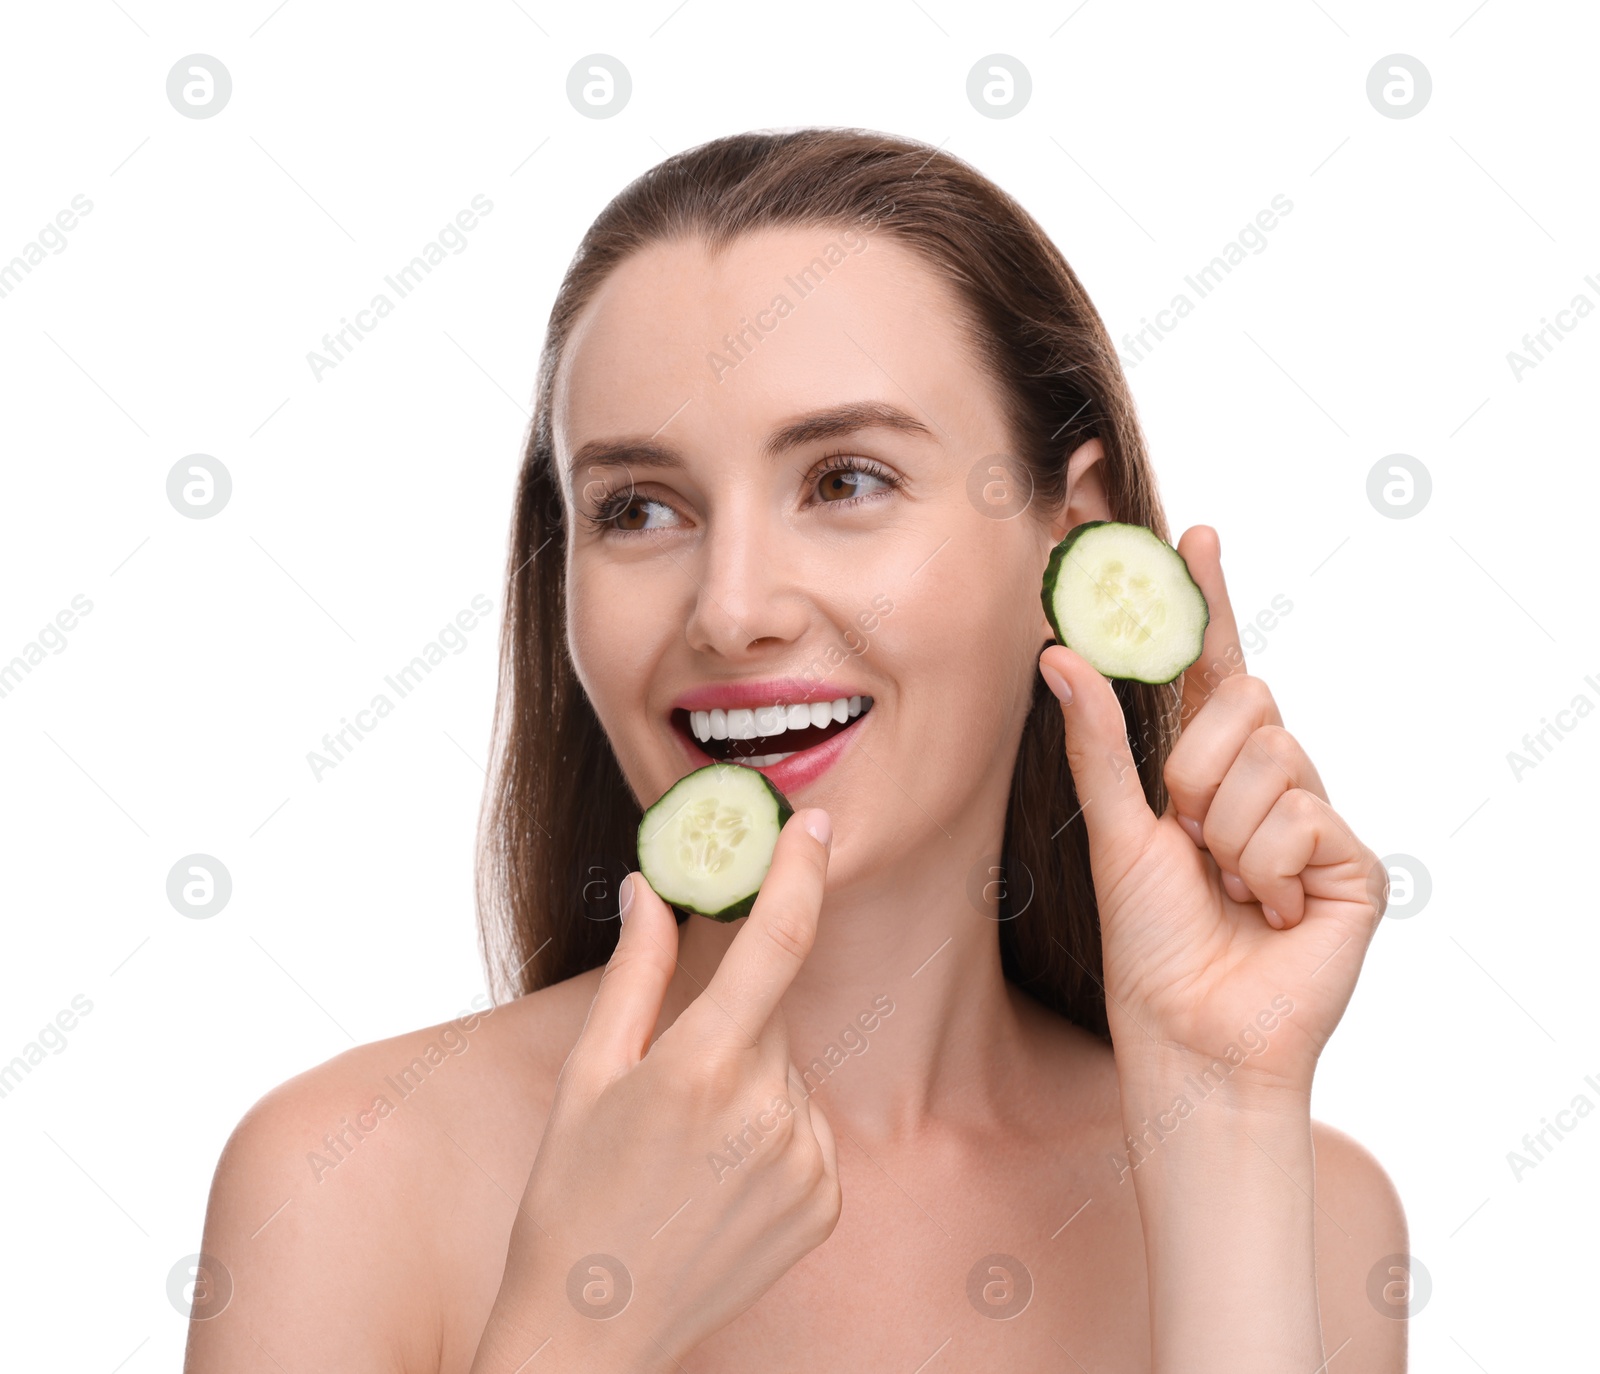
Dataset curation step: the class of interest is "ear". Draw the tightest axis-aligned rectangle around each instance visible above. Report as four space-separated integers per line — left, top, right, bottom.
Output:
1046 436 1112 543
1039 436 1113 642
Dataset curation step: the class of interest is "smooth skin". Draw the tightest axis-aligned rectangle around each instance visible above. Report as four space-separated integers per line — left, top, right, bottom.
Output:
187 227 1406 1373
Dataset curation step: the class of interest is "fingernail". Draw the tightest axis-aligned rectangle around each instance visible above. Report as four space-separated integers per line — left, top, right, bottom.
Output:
618 872 633 923
1040 661 1072 704
1176 813 1204 845
1261 903 1284 930
804 809 832 848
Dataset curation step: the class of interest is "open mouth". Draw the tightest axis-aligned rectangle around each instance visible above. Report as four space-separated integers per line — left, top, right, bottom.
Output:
672 695 875 768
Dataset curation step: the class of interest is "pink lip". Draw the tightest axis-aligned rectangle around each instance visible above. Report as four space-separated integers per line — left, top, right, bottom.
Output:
671 699 874 795
670 676 871 713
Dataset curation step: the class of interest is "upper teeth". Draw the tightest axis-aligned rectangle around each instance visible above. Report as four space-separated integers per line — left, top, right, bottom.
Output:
689 695 868 744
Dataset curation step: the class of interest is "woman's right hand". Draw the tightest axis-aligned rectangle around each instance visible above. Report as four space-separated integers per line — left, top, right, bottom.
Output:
470 807 842 1374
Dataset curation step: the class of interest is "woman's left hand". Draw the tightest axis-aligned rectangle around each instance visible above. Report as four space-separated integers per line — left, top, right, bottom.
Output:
1038 525 1388 1097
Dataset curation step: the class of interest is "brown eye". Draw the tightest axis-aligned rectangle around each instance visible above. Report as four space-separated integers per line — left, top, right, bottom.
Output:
814 462 893 504
589 492 679 533
817 469 862 502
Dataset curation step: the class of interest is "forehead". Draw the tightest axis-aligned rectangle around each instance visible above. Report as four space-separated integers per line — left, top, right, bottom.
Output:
551 226 995 470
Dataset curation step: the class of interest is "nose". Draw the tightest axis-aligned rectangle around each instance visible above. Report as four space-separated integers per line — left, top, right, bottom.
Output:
682 515 810 659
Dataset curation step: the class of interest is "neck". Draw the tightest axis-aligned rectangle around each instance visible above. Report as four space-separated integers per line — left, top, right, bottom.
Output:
663 783 1036 1141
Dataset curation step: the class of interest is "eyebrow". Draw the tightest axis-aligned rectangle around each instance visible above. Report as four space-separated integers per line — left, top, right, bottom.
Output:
567 400 935 487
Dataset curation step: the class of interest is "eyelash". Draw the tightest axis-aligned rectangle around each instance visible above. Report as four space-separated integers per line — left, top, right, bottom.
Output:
580 453 903 535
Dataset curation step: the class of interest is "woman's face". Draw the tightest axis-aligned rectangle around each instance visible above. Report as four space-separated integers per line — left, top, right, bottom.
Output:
552 225 1105 884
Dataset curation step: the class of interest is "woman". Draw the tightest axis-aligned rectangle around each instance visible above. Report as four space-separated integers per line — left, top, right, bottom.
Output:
189 128 1406 1372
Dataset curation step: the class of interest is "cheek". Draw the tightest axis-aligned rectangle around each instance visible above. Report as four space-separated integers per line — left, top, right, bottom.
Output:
565 560 659 724
870 531 1042 727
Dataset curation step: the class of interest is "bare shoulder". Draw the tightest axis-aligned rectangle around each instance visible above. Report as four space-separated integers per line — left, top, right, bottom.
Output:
1310 1118 1410 1370
184 967 605 1374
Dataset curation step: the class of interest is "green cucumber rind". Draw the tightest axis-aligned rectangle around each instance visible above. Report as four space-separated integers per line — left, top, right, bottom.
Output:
1040 520 1210 686
636 763 795 923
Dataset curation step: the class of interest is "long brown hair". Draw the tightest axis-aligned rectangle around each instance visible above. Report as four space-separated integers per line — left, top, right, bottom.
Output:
475 128 1180 1038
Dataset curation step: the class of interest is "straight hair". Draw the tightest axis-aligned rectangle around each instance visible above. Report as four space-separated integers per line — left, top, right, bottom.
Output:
475 128 1181 1038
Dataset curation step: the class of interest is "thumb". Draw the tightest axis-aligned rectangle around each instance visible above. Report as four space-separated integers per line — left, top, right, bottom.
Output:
1038 644 1157 871
574 868 681 1075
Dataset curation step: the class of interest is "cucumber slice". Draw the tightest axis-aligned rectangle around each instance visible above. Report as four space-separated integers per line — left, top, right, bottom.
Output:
636 762 794 922
1041 521 1209 684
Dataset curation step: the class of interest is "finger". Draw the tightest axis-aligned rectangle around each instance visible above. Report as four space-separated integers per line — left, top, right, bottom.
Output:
809 1094 839 1181
1203 725 1331 884
1222 869 1258 906
696 809 831 1044
1237 788 1365 929
1163 674 1289 841
1039 644 1158 878
758 996 794 1084
1174 526 1248 728
573 869 680 1075
784 1055 817 1130
783 1059 838 1181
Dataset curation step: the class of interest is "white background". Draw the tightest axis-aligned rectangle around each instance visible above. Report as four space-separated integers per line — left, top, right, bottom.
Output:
1 0 1594 1367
